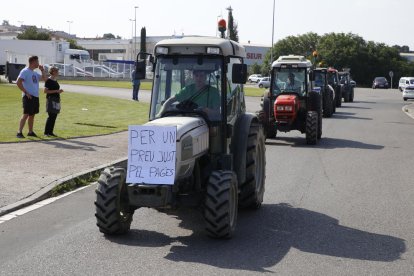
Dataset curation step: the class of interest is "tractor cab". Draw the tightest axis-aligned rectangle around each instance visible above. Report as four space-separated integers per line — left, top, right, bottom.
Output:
259 55 322 144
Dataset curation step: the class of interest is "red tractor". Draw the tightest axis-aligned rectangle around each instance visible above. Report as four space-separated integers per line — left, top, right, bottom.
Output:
259 55 322 145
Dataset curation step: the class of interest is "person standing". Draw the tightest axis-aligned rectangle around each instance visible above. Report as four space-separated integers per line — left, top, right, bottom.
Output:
131 68 141 101
16 56 48 138
44 66 64 136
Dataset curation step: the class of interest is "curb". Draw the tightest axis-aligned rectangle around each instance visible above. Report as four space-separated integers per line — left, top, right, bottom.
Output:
402 103 414 120
0 157 128 217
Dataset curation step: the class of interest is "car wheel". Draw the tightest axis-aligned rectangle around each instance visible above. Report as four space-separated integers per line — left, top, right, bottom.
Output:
259 84 263 88
403 98 407 101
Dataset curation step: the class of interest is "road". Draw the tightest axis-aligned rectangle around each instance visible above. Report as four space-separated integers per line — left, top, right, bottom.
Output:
1 88 413 275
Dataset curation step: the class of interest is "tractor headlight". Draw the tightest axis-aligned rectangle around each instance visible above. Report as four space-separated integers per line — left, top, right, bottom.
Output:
156 47 169 55
285 106 293 111
206 47 220 54
276 106 285 111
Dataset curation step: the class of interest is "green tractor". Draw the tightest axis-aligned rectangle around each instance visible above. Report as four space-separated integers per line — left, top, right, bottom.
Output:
258 55 323 145
94 37 266 239
339 71 354 102
327 67 343 107
314 68 336 117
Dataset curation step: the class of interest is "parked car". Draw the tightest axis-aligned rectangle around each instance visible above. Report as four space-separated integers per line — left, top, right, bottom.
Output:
258 77 270 88
402 86 414 101
398 77 414 91
248 74 262 83
372 77 389 89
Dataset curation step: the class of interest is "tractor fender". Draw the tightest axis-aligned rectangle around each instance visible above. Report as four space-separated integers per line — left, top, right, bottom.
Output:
232 112 259 185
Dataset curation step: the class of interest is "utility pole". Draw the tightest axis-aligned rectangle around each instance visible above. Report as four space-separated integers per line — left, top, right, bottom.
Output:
226 6 233 39
271 0 275 65
134 6 138 60
129 19 135 61
67 20 73 35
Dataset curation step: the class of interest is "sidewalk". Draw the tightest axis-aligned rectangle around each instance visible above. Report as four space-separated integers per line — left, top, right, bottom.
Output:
0 132 129 215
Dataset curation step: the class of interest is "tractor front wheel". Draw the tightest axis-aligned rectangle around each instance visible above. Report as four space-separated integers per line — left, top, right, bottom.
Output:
204 170 238 239
306 111 318 145
95 167 134 235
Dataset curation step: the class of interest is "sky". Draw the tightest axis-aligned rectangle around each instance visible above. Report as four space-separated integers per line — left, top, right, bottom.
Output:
1 0 413 49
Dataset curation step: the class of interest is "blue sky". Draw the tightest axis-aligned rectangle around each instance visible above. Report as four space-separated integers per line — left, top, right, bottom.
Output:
1 0 412 49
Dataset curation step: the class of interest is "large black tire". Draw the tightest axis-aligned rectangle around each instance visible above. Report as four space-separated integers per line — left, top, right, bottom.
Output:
317 112 322 140
204 170 238 239
344 91 350 102
239 123 266 209
259 96 276 139
323 93 334 118
95 167 134 235
306 111 318 145
335 88 342 107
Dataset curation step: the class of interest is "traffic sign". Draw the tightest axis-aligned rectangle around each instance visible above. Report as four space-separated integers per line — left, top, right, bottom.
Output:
389 71 394 78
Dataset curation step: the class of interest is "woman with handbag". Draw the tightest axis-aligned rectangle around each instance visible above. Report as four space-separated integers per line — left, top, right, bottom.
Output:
44 66 63 137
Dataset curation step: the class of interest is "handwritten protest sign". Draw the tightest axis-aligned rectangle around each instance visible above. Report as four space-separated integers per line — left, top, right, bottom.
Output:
126 125 177 185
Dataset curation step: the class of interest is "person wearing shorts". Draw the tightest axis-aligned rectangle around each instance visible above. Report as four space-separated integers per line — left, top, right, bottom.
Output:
16 56 48 138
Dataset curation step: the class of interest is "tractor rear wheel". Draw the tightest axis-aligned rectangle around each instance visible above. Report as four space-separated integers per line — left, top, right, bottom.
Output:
306 111 318 145
95 167 134 235
204 170 238 239
239 123 266 209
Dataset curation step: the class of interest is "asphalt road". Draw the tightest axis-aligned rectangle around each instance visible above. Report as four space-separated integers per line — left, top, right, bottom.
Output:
1 88 413 275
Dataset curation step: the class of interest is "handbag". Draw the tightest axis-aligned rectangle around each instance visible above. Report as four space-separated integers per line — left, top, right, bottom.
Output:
46 95 61 114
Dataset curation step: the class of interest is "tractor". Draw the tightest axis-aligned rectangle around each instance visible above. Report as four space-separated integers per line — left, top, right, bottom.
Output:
314 68 336 117
327 67 343 107
259 55 322 145
94 37 266 239
339 71 354 102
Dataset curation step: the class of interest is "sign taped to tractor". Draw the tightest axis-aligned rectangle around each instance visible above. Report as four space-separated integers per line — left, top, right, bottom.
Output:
127 125 177 184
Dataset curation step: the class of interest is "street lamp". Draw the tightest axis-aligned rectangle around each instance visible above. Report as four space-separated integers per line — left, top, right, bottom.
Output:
134 6 138 60
67 20 73 35
129 19 135 61
270 0 275 65
216 14 222 37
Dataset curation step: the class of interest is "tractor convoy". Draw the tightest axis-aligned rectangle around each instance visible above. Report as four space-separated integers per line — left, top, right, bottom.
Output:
94 35 355 239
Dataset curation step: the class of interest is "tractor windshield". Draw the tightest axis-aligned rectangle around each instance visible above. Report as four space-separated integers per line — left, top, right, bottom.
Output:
150 56 223 121
314 71 326 87
272 68 307 96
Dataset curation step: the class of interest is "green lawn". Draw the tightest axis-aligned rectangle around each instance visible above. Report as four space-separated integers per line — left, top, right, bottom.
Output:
244 86 266 97
59 79 264 97
0 84 149 143
59 79 153 90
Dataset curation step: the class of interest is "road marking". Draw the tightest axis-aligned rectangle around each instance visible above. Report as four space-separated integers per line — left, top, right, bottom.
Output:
402 105 414 120
0 185 91 224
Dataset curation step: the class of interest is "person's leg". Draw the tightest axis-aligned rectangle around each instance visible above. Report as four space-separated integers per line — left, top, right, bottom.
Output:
28 115 35 133
136 83 141 100
18 114 29 133
132 84 138 100
49 113 58 135
45 113 52 134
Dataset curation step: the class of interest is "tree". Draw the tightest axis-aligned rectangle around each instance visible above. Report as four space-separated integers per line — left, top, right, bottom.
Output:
17 26 50 40
2 20 10 26
67 39 85 50
227 6 239 42
139 27 147 59
249 62 262 75
103 33 116 39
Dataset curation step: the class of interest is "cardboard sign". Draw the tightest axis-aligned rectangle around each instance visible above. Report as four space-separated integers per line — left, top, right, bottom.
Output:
126 125 177 185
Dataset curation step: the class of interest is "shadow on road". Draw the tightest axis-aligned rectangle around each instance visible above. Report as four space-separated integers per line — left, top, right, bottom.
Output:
106 204 405 273
332 111 373 120
39 139 109 151
265 137 383 150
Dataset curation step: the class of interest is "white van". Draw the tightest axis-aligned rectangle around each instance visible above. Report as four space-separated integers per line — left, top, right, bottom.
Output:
398 77 414 91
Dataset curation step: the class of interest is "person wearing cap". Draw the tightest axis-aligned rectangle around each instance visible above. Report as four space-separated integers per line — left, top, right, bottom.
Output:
284 72 302 93
174 70 220 110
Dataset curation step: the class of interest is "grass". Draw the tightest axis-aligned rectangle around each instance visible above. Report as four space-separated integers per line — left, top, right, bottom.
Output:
0 84 149 143
59 79 264 97
244 86 266 97
59 79 153 90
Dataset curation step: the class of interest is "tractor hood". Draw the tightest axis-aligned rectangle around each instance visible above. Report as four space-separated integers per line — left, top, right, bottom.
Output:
144 117 207 141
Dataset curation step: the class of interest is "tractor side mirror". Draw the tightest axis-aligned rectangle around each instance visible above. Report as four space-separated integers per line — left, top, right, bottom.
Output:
135 60 146 80
232 63 247 84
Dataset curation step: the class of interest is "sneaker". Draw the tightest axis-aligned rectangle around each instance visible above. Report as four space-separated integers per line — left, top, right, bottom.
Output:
16 132 25 138
27 132 38 137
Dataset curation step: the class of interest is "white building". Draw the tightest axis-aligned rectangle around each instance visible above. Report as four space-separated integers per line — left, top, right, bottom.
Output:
77 36 270 65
